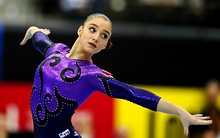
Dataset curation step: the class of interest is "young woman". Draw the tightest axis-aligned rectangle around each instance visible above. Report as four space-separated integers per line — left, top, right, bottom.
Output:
20 13 212 138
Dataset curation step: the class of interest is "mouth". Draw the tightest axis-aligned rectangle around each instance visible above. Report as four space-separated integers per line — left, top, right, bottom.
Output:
88 42 97 48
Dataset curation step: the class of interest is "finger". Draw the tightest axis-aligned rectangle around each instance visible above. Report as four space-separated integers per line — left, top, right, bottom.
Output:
20 39 27 46
45 29 51 35
193 114 203 117
46 31 51 35
183 126 189 136
195 119 212 125
194 116 210 120
20 42 24 45
42 29 51 35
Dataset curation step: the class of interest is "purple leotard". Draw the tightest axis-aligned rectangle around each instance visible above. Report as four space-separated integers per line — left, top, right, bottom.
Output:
30 32 161 138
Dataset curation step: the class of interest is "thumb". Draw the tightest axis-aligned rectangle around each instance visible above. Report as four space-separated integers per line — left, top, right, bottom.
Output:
183 126 189 136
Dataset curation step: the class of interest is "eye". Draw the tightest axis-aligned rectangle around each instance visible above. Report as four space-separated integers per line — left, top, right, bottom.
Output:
101 33 108 39
89 27 96 33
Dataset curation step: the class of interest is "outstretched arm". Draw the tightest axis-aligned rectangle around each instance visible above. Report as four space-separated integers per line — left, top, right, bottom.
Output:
20 26 50 46
95 77 212 137
157 99 212 136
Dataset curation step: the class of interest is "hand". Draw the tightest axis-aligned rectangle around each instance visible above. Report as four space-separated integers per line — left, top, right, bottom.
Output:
39 28 51 35
20 26 51 46
157 99 213 137
180 114 212 136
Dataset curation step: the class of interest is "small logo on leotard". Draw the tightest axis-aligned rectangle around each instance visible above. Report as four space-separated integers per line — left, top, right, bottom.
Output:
59 129 70 138
102 69 112 75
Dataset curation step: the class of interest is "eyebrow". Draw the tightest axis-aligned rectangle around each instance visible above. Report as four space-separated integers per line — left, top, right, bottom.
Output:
89 23 111 35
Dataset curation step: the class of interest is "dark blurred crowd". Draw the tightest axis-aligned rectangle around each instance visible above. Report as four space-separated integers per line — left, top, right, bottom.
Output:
30 0 220 27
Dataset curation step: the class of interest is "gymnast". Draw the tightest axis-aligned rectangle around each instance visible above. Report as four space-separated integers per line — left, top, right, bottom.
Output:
20 13 212 138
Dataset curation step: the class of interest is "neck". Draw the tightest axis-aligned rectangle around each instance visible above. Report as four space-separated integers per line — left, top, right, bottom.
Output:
66 37 93 62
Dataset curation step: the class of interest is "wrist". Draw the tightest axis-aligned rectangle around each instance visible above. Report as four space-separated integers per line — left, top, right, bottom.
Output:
176 105 190 119
28 26 40 35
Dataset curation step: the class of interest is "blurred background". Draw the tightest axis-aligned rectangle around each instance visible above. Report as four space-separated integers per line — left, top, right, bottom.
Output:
0 0 220 138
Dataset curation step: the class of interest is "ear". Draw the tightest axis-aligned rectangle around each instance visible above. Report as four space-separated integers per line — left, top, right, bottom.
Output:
103 45 107 50
77 26 83 36
103 41 109 49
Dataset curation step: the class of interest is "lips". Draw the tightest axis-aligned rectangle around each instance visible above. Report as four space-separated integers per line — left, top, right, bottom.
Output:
88 42 97 48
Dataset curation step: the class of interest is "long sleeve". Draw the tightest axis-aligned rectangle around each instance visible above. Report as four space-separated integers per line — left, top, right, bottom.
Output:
32 31 54 56
98 76 161 111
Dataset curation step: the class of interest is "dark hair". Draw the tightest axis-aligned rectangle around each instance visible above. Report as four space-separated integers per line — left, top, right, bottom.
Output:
84 13 113 50
105 38 113 50
205 78 220 88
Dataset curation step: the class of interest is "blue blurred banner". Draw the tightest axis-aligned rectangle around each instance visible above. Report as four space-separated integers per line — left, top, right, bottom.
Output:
0 23 4 80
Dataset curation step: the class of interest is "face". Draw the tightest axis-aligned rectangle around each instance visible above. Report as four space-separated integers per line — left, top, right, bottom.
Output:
77 17 112 56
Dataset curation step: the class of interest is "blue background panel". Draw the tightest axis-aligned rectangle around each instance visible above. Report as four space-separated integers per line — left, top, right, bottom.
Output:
0 23 4 80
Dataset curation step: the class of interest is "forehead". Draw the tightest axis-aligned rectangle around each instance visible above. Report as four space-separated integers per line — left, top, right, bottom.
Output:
85 17 112 33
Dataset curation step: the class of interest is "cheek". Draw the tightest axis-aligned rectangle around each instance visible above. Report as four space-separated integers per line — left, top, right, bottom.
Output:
99 39 108 47
80 33 90 44
81 32 88 39
81 29 92 39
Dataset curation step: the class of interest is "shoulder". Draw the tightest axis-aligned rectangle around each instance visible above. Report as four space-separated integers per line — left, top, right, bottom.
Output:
45 43 70 56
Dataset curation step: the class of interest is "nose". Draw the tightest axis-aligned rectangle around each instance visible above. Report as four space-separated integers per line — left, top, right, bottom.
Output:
92 33 99 42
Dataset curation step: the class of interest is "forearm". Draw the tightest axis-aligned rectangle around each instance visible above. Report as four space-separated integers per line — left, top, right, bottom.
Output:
157 98 191 117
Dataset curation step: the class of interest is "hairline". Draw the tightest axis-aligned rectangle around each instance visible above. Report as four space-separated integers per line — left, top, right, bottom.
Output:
83 13 112 26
